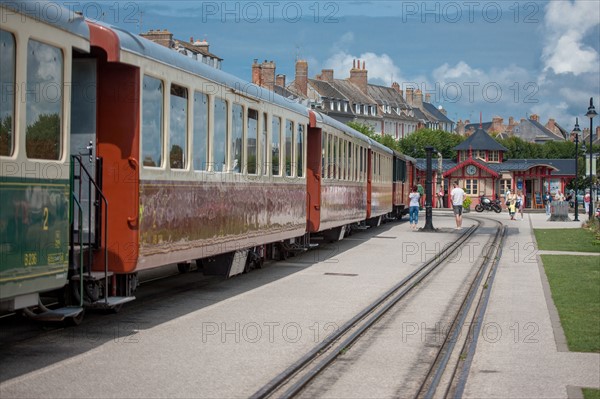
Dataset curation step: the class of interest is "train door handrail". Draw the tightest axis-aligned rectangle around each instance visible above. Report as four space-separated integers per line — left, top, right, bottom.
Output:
70 154 110 305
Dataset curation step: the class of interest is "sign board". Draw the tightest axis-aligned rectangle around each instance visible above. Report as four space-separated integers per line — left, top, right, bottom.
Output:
548 179 560 195
584 153 598 177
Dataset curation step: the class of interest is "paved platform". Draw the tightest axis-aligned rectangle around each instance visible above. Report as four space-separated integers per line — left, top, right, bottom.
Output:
0 211 598 398
462 211 600 399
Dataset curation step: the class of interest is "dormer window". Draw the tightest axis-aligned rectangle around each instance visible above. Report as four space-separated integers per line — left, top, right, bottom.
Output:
488 150 499 162
344 102 348 112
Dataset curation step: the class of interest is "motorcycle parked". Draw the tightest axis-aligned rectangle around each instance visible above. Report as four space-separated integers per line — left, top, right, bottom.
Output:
475 195 502 213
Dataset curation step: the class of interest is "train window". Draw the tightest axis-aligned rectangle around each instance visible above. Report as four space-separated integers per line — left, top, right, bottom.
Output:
193 92 208 171
26 40 63 160
0 30 15 157
296 124 304 178
341 140 347 180
331 136 336 179
142 75 163 167
272 116 280 175
285 120 293 177
231 104 243 173
332 135 337 179
327 134 333 179
262 113 268 175
348 142 353 181
213 98 227 172
247 108 258 174
169 84 187 169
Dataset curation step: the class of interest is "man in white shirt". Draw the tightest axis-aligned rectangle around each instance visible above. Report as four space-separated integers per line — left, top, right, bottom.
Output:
451 181 466 229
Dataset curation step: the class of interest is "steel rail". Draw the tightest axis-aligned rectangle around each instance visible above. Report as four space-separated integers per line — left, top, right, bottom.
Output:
416 217 505 399
251 221 482 399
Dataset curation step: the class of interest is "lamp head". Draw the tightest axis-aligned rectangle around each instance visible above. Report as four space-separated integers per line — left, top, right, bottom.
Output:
586 97 598 119
573 118 581 135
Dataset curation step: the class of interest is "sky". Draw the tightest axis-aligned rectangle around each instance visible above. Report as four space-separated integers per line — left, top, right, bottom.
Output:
83 0 599 131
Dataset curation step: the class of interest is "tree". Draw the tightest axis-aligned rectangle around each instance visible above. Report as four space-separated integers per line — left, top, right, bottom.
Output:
25 113 60 159
494 136 543 159
346 121 401 152
0 115 13 156
397 128 464 159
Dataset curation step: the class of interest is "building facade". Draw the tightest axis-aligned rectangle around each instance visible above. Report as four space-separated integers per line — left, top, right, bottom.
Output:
415 127 576 208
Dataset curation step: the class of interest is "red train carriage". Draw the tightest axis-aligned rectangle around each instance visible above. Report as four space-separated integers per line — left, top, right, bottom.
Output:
1 1 417 322
86 20 315 286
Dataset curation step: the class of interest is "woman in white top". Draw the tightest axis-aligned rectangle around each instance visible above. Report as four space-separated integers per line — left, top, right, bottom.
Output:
409 185 420 230
516 189 524 220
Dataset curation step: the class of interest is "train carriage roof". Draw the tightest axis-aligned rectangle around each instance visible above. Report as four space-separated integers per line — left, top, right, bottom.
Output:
3 0 90 40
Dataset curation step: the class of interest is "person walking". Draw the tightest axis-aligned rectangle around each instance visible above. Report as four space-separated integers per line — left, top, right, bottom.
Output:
507 190 518 220
584 189 591 215
544 191 552 216
450 181 465 230
436 187 444 208
408 185 420 230
516 189 524 220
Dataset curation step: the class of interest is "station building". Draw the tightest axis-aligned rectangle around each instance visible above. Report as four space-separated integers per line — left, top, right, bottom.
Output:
416 127 576 209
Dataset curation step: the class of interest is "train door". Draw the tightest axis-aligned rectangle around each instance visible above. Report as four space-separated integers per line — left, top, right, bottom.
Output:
306 126 322 232
366 150 372 219
70 58 98 244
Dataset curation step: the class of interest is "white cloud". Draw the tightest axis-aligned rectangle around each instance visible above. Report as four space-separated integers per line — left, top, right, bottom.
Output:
542 0 600 76
323 51 404 85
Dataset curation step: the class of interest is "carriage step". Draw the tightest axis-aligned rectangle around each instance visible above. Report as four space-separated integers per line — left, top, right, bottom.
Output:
71 271 114 281
30 306 84 322
89 296 135 310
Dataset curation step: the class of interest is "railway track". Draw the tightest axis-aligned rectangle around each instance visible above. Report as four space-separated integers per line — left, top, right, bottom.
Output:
251 216 505 399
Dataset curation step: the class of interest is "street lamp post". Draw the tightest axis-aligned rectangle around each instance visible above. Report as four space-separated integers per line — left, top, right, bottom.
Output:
586 98 597 219
422 146 436 231
573 119 581 222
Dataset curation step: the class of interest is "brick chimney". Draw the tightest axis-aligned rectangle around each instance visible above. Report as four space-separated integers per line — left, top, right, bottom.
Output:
317 69 334 82
391 82 404 99
545 118 557 134
508 116 515 126
294 60 308 96
425 93 431 103
260 60 276 91
349 59 368 94
405 87 414 107
529 114 539 122
456 119 465 135
140 29 174 48
251 59 261 86
491 116 504 132
413 89 423 109
276 74 286 88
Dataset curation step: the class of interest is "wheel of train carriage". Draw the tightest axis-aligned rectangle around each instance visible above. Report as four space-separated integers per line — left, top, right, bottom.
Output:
177 262 192 273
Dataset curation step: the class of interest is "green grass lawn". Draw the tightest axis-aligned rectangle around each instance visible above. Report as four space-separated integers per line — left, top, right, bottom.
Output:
534 228 600 252
584 388 600 399
541 255 600 353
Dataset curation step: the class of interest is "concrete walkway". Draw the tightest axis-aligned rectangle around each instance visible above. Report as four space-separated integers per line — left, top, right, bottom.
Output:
463 212 600 399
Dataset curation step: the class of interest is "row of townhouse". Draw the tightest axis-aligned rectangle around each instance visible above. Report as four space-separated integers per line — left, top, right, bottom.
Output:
139 28 454 138
456 114 600 145
251 59 455 138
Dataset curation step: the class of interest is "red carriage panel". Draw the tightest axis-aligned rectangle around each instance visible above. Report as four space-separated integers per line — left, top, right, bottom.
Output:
136 180 306 270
